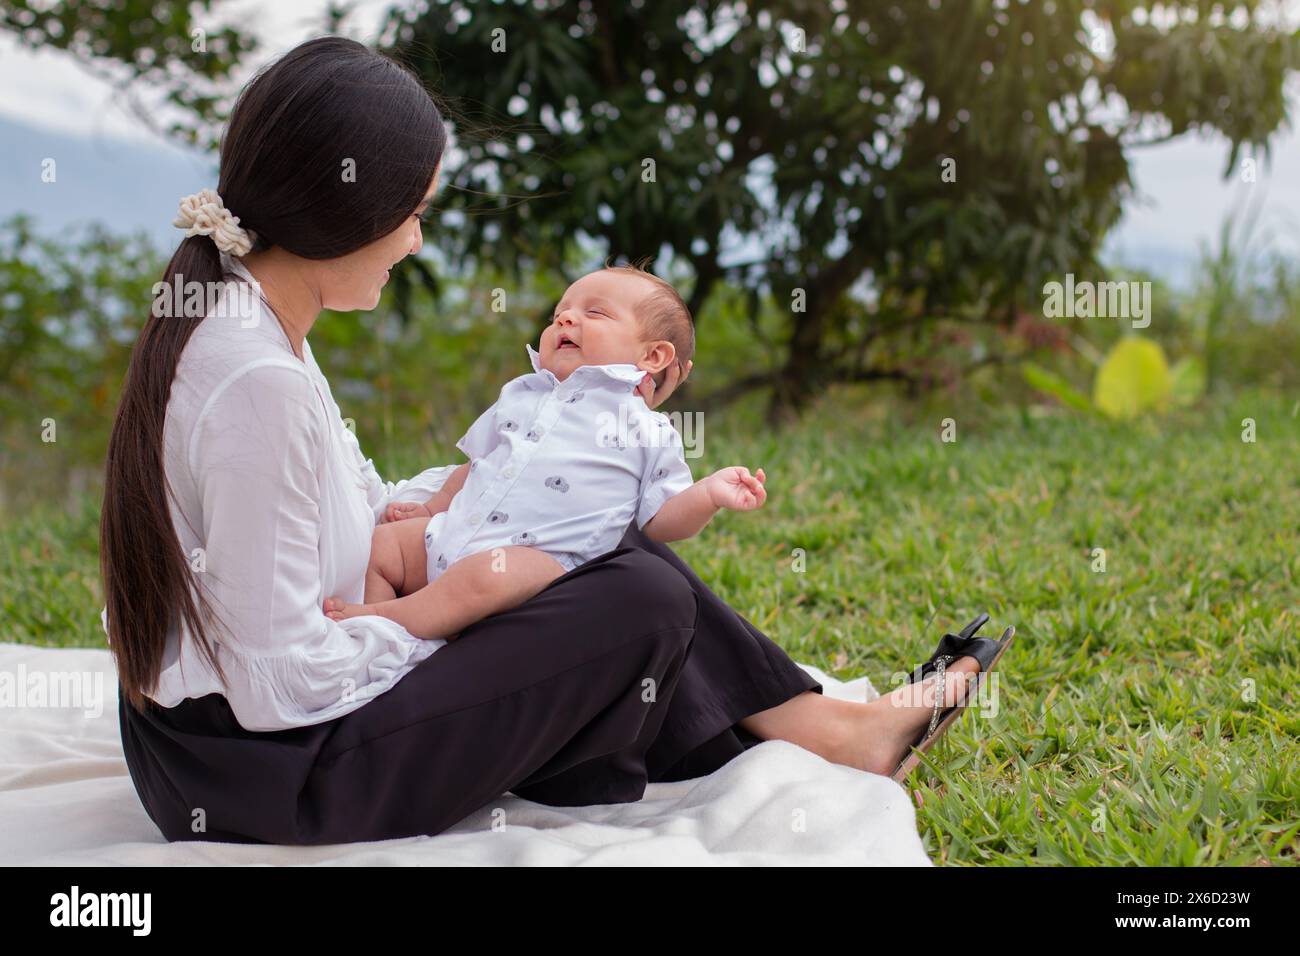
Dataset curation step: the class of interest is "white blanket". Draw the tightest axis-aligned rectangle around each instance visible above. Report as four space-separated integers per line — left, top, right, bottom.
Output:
0 643 931 866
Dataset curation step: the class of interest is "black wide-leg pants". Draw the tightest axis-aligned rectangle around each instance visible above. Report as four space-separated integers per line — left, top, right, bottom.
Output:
117 524 824 845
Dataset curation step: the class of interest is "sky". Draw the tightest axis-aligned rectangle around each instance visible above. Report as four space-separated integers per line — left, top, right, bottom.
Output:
0 1 1297 291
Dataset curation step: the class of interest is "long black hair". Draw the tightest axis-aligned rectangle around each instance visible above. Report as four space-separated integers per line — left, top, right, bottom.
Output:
102 36 447 713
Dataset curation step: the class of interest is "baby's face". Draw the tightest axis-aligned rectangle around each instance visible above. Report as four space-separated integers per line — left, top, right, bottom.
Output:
539 270 658 381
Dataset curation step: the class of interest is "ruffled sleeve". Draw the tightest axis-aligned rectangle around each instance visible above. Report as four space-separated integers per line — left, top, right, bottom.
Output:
189 360 444 731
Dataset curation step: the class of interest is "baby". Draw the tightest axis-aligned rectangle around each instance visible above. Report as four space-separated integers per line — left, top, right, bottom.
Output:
324 265 767 639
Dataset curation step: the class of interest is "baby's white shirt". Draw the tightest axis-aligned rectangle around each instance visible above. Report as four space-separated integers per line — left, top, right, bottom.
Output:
423 343 695 580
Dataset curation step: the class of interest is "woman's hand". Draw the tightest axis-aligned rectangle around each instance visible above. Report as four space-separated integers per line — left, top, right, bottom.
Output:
637 359 693 410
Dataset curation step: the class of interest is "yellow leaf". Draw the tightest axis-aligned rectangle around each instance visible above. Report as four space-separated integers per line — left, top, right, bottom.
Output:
1093 337 1171 419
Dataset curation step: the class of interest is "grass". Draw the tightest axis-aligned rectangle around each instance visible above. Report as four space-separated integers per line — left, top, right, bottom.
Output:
2 386 1297 865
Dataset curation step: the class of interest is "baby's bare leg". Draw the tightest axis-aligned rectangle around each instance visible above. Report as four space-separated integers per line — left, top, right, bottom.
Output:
363 517 429 603
327 546 566 641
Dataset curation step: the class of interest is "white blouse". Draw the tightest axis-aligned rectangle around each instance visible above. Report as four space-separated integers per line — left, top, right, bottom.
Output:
102 253 457 732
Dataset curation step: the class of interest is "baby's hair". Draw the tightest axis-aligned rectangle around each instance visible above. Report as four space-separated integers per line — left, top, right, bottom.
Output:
601 257 695 380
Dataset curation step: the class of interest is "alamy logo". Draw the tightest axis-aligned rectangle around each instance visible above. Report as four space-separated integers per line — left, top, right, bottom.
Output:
49 886 151 936
1042 274 1152 329
0 665 104 718
152 272 261 327
595 404 704 458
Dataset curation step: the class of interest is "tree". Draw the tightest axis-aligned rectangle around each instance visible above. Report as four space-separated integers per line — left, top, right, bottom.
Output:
6 0 1295 420
380 0 1298 419
0 0 256 146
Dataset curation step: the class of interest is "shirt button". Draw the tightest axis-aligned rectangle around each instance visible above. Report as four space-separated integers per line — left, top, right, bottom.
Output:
469 513 482 526
502 467 516 479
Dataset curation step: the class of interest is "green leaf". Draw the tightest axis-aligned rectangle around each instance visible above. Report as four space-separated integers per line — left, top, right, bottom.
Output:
1022 362 1095 413
1169 355 1207 407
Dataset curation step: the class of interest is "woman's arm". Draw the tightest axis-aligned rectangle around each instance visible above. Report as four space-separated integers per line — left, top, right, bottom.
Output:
190 362 444 732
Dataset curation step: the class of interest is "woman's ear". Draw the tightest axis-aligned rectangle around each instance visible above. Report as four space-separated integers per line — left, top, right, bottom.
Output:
637 340 677 375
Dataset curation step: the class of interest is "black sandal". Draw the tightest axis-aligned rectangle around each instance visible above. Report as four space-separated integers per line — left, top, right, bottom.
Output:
890 613 1015 783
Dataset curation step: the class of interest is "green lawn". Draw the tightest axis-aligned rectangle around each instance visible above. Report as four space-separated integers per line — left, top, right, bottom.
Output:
2 388 1297 865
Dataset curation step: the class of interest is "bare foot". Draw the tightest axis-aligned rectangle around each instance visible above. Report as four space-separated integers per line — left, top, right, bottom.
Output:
836 656 984 776
323 596 374 622
323 596 463 641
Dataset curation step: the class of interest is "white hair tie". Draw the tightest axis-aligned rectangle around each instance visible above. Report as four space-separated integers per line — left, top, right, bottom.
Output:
173 188 257 257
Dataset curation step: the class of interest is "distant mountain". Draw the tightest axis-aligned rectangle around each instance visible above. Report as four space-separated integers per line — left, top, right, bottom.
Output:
0 115 215 250
1100 237 1200 291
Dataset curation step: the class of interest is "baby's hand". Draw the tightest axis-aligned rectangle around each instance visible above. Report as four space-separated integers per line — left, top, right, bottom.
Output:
706 466 767 512
383 500 431 524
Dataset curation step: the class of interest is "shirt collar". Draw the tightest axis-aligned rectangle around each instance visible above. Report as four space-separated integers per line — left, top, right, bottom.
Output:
524 343 646 389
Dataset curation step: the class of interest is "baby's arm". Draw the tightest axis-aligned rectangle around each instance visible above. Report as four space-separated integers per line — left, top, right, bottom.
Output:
326 544 566 640
382 396 505 523
382 461 470 523
643 466 767 543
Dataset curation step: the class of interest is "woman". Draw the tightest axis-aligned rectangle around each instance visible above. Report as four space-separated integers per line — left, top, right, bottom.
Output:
104 36 997 845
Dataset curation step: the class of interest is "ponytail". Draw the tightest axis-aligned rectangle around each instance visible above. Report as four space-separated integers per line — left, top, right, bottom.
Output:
101 236 229 712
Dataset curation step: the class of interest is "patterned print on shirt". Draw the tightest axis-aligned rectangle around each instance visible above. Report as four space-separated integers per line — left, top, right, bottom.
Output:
487 510 508 525
511 531 537 546
544 475 570 493
500 419 518 432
